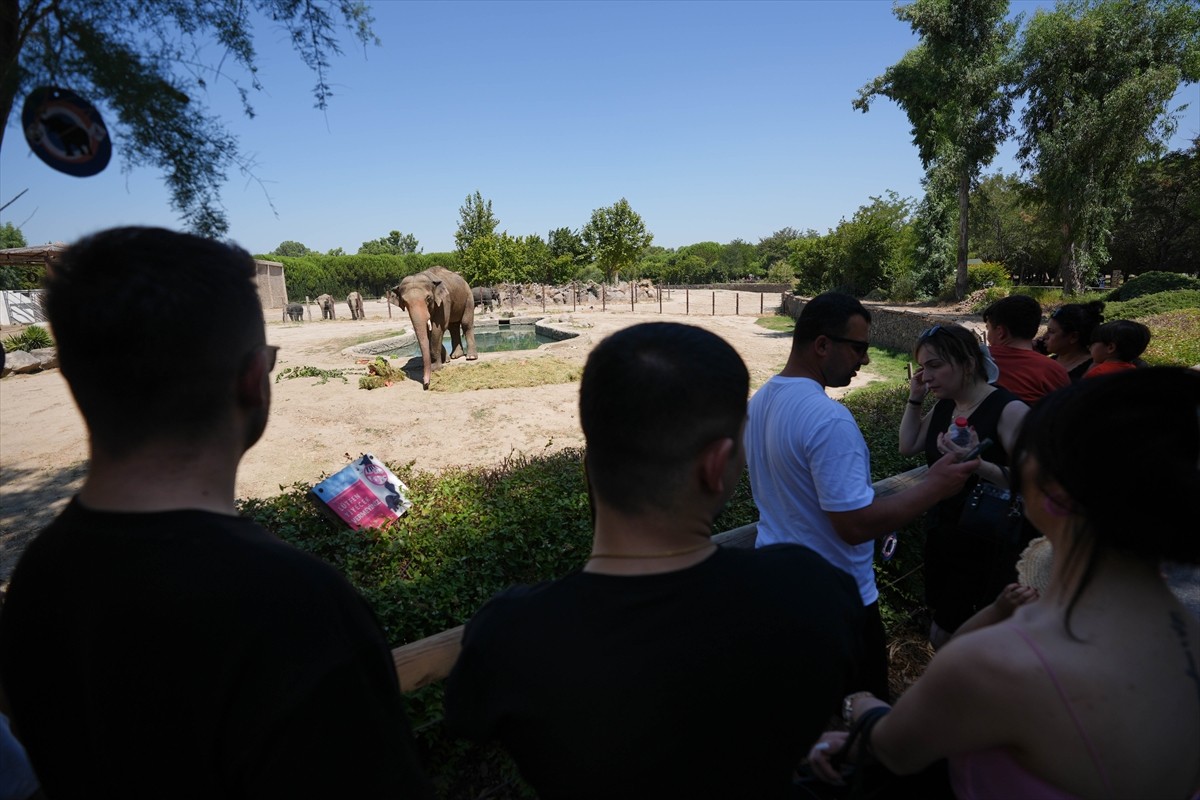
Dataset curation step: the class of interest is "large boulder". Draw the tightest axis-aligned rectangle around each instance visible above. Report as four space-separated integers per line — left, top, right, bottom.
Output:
4 349 42 375
30 347 59 370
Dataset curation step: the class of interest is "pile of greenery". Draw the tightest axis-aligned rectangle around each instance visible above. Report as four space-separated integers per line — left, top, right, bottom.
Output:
274 365 350 384
2 325 53 353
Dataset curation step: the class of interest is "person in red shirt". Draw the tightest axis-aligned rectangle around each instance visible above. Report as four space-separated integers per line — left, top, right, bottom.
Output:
983 295 1069 404
1084 320 1151 378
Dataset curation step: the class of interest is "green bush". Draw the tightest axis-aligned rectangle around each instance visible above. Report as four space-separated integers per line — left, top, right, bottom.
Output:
1103 289 1200 321
968 261 1012 292
2 325 52 353
1107 270 1200 301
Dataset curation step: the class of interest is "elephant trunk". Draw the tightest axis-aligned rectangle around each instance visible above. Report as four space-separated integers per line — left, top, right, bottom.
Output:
407 304 434 390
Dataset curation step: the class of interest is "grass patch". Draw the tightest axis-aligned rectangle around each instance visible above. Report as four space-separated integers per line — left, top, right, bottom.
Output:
1141 308 1200 367
754 314 794 332
430 356 582 392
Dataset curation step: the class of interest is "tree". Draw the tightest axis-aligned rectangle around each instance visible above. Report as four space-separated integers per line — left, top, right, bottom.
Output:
454 191 498 254
756 227 802 269
855 0 1018 300
271 240 311 258
358 231 420 256
580 198 653 283
0 221 26 248
0 0 377 237
968 171 1058 284
0 221 33 288
1107 139 1200 274
1016 0 1200 293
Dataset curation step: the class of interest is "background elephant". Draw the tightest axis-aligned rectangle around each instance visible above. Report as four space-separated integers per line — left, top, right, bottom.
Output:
316 294 335 320
392 267 477 390
284 302 304 322
347 291 364 320
472 286 496 313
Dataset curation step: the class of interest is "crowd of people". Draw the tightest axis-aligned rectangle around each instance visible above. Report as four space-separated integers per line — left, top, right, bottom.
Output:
0 226 1196 799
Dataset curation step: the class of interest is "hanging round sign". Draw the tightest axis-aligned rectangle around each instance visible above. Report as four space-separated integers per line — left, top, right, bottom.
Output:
22 86 112 177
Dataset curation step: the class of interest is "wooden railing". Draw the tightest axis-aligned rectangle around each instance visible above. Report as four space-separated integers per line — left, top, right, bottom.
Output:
390 465 930 692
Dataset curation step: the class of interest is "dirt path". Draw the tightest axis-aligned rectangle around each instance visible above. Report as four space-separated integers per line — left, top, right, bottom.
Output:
0 291 894 583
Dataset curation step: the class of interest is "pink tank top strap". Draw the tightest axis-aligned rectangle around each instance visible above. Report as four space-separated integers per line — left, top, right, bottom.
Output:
1004 623 1114 797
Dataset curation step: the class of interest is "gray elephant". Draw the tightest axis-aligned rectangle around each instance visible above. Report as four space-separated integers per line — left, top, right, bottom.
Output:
472 286 497 312
283 302 304 322
316 294 335 320
392 267 477 390
347 291 364 320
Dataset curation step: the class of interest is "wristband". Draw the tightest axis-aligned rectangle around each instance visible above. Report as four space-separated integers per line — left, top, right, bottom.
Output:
907 399 923 406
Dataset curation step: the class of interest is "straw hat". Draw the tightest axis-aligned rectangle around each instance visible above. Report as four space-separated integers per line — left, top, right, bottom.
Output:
1016 536 1054 593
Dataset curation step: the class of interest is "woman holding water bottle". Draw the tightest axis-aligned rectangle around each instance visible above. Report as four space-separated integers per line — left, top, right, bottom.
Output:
900 324 1031 648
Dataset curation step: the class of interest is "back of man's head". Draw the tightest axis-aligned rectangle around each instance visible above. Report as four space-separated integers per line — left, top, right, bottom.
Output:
793 292 871 344
46 227 264 457
983 295 1042 341
579 322 748 515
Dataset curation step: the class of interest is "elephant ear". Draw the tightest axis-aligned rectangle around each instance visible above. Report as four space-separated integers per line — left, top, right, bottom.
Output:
431 279 450 308
392 287 408 311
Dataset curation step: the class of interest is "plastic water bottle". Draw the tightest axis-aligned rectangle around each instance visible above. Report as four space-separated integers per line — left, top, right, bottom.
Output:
950 416 971 447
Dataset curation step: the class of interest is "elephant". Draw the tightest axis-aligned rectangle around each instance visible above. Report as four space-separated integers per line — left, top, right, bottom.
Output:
347 291 364 320
283 302 304 322
472 286 497 313
316 294 336 320
392 267 477 390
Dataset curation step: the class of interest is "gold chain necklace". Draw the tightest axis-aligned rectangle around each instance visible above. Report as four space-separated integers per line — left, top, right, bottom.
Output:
587 541 715 560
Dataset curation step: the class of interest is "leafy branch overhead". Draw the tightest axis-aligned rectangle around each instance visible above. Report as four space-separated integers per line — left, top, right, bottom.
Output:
0 0 379 237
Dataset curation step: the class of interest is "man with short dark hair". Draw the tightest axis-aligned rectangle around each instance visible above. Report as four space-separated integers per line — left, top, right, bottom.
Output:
0 227 431 798
745 292 976 699
982 294 1069 404
444 322 864 799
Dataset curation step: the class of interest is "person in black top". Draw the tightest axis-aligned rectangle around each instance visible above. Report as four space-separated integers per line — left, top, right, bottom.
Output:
444 322 864 799
0 227 431 799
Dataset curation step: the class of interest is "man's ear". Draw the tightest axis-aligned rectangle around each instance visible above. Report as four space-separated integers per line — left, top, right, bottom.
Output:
698 437 736 495
236 348 270 410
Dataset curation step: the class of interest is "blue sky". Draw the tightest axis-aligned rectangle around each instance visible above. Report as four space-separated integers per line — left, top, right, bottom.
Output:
2 0 1197 256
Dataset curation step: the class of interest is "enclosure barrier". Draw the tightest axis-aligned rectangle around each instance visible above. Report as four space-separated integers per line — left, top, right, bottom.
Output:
390 464 930 692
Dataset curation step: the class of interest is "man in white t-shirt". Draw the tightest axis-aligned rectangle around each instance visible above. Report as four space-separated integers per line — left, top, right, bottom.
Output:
745 292 976 698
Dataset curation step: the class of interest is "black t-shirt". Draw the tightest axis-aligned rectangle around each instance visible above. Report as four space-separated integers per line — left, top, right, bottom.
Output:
0 499 431 799
444 544 863 799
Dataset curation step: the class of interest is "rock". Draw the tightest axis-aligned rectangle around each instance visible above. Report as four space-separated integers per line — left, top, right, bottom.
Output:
30 347 58 370
5 350 42 374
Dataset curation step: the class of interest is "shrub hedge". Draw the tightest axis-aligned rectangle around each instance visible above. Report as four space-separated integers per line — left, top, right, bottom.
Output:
1106 270 1200 301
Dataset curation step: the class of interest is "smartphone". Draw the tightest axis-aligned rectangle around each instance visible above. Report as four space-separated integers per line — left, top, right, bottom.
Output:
960 437 993 462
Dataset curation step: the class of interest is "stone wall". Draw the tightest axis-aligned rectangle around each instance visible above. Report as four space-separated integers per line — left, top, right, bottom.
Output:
781 293 972 353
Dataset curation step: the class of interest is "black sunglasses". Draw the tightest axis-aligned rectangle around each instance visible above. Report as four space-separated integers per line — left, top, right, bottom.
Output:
827 335 870 358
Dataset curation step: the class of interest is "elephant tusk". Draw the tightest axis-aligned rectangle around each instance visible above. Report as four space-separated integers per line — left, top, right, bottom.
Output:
427 319 432 332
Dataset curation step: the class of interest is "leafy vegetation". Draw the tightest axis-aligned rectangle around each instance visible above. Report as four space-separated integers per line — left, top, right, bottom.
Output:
2 325 53 353
274 365 350 385
1106 270 1200 301
1140 309 1200 367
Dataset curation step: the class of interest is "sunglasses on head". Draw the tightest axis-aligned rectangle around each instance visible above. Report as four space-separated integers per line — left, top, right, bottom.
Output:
918 325 943 341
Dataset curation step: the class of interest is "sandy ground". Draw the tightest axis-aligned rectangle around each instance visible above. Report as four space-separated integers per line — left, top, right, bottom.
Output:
0 290 893 583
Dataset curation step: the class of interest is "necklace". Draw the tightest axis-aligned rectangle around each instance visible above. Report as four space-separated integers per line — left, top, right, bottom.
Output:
954 387 993 418
587 541 715 560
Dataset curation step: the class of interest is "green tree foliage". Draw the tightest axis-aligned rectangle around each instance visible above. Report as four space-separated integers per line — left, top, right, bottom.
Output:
719 238 760 280
454 191 498 254
855 0 1018 300
968 171 1058 284
1016 0 1200 293
789 194 915 297
274 252 451 300
0 0 377 237
1107 139 1200 274
0 221 40 289
358 230 421 256
0 221 26 248
580 198 653 283
756 227 802 270
271 240 312 258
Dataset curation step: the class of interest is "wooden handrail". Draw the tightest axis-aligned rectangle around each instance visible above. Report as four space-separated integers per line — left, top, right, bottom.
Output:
390 465 930 692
